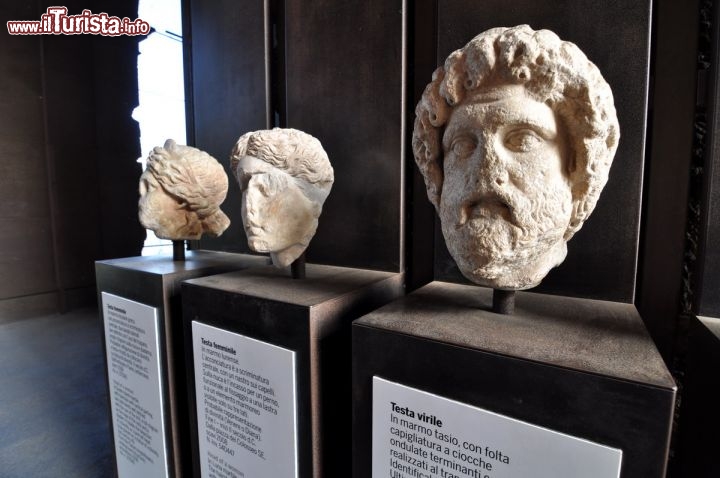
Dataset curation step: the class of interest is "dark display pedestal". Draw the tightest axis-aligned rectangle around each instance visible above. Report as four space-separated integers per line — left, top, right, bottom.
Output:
95 251 268 478
352 281 676 478
182 264 404 478
676 315 720 477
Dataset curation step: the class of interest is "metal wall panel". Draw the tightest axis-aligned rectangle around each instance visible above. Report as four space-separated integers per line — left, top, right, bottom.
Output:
284 0 405 271
699 138 720 317
698 0 720 318
190 0 270 253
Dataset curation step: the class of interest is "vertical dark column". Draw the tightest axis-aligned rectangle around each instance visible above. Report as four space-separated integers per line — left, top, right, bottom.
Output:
674 4 720 473
406 0 438 291
696 0 720 318
637 0 700 359
268 0 286 128
284 0 405 272
188 0 270 253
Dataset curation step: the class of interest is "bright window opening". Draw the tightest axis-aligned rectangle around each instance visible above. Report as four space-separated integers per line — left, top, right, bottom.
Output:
133 0 185 256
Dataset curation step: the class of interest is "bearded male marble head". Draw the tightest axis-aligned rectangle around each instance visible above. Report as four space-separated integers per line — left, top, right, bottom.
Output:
231 128 334 268
413 25 619 290
138 139 230 240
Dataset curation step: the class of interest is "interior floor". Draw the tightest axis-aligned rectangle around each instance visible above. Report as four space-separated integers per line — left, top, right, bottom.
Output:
0 307 112 477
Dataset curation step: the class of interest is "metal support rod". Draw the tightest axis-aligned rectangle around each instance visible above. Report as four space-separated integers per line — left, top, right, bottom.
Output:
291 253 306 279
172 240 186 261
492 289 515 315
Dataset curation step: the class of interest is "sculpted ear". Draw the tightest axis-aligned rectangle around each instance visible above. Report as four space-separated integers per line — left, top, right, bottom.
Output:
564 163 607 242
566 195 589 241
422 161 443 210
412 109 444 211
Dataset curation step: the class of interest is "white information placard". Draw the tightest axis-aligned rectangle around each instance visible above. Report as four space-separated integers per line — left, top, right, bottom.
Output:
372 377 622 478
101 292 169 478
192 321 298 478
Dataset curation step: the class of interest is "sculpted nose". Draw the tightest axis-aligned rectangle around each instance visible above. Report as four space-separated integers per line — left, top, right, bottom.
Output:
470 137 506 189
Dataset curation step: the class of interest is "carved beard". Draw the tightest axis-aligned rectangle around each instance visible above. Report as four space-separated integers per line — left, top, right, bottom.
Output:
440 179 572 290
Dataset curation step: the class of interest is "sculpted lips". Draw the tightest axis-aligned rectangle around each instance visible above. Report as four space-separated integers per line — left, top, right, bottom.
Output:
459 192 514 227
246 226 264 237
244 218 265 238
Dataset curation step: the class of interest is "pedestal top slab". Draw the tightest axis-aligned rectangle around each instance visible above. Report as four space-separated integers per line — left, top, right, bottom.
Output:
356 281 674 389
97 251 269 276
184 264 400 308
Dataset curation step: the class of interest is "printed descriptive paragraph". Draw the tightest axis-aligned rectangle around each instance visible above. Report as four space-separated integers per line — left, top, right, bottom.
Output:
193 321 298 478
372 377 623 478
102 292 168 477
198 337 277 465
386 401 510 478
111 379 160 465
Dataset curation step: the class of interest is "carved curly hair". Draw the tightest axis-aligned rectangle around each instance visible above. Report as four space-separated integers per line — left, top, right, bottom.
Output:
146 139 228 219
412 25 619 240
230 128 334 186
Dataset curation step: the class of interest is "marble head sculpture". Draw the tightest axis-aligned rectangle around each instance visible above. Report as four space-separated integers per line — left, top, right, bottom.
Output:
138 139 231 240
413 25 619 290
230 128 334 268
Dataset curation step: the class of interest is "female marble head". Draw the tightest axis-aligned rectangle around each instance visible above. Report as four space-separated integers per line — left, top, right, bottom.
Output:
231 128 334 267
413 25 619 290
138 139 230 240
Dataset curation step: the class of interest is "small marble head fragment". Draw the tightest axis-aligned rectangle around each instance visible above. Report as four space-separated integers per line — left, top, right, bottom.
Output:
230 128 334 267
412 25 619 290
138 139 230 240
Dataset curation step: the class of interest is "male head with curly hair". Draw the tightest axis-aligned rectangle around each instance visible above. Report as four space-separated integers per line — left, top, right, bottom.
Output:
139 139 230 240
413 25 619 290
230 128 334 267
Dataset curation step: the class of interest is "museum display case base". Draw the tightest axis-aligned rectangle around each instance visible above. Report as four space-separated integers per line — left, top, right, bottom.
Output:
352 281 676 478
181 263 404 478
95 251 268 478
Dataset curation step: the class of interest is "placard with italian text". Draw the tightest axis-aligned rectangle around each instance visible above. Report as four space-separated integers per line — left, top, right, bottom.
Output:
372 377 622 478
101 292 169 478
192 321 298 478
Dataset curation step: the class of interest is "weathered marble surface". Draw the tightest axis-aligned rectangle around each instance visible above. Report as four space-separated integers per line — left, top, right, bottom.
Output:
413 25 619 290
231 128 334 267
138 139 230 240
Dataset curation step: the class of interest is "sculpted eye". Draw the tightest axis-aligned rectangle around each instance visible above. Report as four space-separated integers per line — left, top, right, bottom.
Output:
450 136 477 158
504 128 544 152
140 178 154 194
236 169 252 191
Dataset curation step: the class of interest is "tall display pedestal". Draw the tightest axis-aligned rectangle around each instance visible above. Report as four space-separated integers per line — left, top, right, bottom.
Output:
676 315 720 477
352 281 676 478
95 251 268 478
181 264 404 478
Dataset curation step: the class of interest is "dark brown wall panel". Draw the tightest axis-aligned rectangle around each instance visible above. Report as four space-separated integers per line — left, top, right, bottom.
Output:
190 0 270 253
429 0 651 302
1 0 143 312
43 29 102 291
284 0 404 272
0 2 55 300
